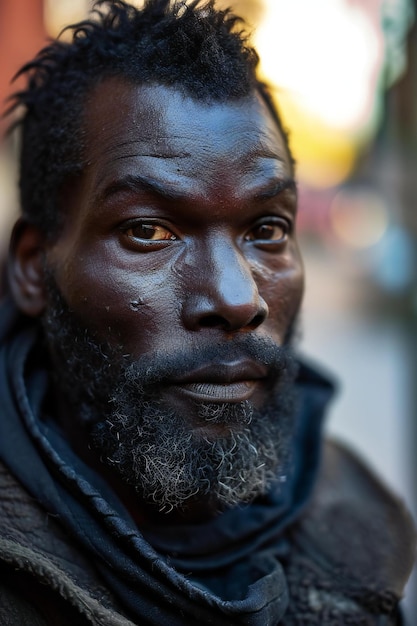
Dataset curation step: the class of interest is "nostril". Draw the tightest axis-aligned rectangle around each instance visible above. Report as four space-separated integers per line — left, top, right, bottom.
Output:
182 293 269 332
198 311 266 331
199 314 229 329
248 313 265 330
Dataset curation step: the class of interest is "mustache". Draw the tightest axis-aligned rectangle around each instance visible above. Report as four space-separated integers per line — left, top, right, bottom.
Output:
121 334 296 390
41 270 296 399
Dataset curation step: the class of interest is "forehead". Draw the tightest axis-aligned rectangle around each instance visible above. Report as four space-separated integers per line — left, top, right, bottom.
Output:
80 78 292 196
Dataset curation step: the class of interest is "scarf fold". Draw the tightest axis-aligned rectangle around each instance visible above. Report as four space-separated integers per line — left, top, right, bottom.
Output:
0 299 335 625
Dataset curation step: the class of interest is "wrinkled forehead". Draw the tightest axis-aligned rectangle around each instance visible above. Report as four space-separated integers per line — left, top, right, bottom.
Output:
81 78 292 181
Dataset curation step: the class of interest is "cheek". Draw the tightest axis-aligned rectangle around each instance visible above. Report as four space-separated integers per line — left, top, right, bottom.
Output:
251 256 304 330
54 254 181 349
265 269 303 322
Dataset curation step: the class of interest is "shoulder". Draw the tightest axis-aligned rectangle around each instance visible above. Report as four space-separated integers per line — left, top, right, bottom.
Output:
306 439 416 594
284 439 416 623
0 461 134 625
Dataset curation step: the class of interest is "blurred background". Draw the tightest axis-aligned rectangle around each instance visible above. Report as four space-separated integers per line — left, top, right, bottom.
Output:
0 0 416 615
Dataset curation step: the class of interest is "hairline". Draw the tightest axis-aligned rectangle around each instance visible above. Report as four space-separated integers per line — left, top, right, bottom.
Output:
45 76 293 242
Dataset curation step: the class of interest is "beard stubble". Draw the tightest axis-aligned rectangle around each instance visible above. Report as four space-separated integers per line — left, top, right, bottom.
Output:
42 275 299 516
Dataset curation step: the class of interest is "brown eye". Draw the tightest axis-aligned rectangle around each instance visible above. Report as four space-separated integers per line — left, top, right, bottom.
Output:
246 220 289 243
125 223 177 242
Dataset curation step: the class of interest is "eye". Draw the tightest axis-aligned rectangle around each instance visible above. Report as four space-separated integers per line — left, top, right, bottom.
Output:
245 218 290 244
125 222 177 242
120 220 178 249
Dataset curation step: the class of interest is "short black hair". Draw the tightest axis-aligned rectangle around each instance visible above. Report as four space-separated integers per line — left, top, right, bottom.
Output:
8 0 291 239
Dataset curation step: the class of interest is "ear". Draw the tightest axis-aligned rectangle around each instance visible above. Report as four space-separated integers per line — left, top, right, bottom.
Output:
8 218 48 317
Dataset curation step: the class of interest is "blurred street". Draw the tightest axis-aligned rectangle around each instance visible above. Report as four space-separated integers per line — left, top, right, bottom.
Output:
300 239 416 617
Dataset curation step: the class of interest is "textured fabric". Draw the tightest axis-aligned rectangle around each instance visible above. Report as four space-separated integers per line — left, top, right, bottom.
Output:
0 443 414 625
0 298 415 624
283 440 415 624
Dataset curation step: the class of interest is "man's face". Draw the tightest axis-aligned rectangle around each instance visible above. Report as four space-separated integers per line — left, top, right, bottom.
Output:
44 79 304 517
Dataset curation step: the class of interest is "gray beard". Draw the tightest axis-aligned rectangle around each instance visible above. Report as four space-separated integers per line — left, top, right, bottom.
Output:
90 369 296 514
42 275 298 515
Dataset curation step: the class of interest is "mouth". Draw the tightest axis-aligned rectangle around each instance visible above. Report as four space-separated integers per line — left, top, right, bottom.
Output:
168 360 267 403
174 380 257 402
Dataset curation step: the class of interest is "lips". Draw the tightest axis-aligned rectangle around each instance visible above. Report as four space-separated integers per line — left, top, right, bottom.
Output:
168 360 267 403
177 380 257 402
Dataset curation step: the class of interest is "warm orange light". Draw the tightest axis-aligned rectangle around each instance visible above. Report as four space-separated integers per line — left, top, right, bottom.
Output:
254 0 386 188
254 0 383 132
270 89 358 188
44 0 90 38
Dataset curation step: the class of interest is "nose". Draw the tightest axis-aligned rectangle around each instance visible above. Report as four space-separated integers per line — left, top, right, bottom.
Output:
181 238 268 332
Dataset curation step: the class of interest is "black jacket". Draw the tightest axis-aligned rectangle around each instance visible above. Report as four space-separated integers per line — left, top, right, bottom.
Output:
0 300 415 624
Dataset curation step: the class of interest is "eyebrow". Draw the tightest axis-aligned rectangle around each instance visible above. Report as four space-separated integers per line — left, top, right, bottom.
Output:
95 173 297 206
254 177 297 200
96 173 185 204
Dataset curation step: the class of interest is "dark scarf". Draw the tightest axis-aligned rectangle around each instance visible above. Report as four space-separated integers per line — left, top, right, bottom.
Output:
0 299 335 625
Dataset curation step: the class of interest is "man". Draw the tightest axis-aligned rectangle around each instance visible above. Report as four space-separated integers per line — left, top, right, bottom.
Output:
0 0 414 623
